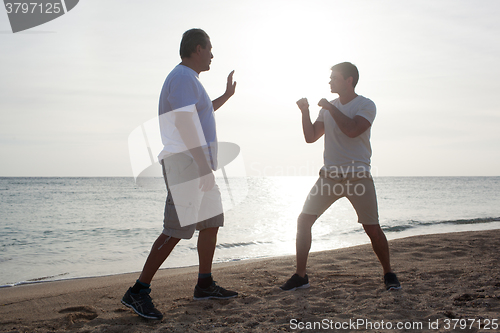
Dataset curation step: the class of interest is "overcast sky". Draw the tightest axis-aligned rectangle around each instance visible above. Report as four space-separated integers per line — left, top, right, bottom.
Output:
1 0 499 177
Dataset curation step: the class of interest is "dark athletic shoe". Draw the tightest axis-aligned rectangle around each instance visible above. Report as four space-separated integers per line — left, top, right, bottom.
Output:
121 287 163 320
193 282 238 300
280 273 310 291
384 272 401 291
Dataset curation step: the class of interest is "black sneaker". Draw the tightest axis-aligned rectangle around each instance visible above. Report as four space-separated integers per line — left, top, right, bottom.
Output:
193 282 238 300
280 273 310 291
384 272 401 291
121 287 163 320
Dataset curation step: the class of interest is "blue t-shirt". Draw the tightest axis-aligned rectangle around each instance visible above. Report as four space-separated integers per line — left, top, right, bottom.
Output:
158 65 217 169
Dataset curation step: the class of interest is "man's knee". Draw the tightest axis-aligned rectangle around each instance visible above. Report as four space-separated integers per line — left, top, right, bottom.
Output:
199 227 219 236
363 224 385 240
297 213 317 230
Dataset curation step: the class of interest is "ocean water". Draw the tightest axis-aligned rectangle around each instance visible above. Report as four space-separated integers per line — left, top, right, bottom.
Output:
1 176 499 287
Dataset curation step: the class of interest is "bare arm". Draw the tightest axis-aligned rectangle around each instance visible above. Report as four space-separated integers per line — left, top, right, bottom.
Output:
318 99 371 138
212 70 236 111
174 112 214 191
297 98 325 143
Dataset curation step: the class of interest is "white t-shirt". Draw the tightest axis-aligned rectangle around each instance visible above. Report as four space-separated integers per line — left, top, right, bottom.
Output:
157 65 217 169
315 95 376 174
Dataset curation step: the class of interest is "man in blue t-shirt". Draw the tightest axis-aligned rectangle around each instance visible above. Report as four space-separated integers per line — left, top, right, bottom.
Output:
122 29 238 320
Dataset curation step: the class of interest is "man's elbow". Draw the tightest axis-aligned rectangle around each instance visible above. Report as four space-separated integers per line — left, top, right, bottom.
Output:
174 114 191 129
346 131 360 139
174 116 183 128
346 119 371 138
345 125 368 138
305 135 319 143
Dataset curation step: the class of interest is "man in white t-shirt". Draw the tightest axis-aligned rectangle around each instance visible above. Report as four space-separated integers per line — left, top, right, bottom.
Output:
280 62 401 292
122 29 238 320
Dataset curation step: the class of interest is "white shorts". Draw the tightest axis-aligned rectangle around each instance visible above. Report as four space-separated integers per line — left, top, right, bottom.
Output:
161 153 224 239
302 170 379 225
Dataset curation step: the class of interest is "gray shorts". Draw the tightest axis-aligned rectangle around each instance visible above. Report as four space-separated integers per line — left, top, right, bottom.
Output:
301 170 379 225
161 153 224 239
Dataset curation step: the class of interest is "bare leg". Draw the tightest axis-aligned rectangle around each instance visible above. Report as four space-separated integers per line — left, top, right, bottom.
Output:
197 227 219 274
295 213 317 277
138 233 181 284
363 224 392 275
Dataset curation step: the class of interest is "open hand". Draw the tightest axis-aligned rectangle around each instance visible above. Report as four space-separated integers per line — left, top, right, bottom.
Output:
225 70 237 98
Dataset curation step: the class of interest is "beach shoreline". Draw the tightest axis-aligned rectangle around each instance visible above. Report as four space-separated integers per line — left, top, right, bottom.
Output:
1 230 499 332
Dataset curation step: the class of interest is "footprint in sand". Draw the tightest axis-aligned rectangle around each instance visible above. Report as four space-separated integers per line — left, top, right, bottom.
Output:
58 306 98 324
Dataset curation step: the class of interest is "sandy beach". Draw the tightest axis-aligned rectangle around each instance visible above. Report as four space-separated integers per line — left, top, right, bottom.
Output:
1 229 499 332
